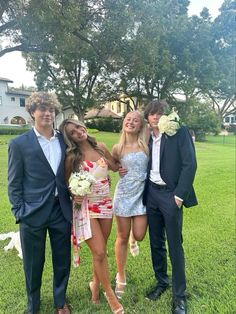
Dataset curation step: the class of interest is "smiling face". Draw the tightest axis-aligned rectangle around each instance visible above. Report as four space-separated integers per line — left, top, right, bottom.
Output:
65 122 88 143
31 104 56 129
123 111 142 134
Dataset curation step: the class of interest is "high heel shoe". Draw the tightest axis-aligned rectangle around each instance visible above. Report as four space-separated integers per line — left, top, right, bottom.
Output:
130 241 139 257
115 273 127 300
104 292 124 314
88 281 100 304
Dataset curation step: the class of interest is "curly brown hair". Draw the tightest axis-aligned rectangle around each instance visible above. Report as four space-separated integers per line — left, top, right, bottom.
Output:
26 91 62 117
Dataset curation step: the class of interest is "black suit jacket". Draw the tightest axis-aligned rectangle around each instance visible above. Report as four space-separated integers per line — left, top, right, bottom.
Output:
143 126 198 208
8 129 72 226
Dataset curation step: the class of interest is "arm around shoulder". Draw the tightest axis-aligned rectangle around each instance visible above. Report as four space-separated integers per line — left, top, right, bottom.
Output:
99 142 120 171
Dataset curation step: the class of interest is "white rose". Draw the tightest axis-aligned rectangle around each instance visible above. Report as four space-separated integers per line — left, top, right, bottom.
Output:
168 111 180 122
158 115 169 133
165 121 180 136
69 178 78 189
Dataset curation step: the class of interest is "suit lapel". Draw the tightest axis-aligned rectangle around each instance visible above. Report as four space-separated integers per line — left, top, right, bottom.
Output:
28 129 55 174
160 133 167 160
57 132 66 173
147 136 153 174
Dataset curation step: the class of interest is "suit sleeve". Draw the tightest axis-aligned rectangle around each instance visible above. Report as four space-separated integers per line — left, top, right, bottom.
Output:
174 127 197 201
8 139 25 221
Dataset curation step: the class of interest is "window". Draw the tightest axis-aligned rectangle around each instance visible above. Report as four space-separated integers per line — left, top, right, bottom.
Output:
20 98 25 107
11 97 15 101
225 117 230 123
117 102 121 113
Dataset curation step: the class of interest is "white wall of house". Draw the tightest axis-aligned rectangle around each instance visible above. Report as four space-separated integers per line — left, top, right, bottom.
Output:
55 108 77 129
0 79 32 125
223 113 236 125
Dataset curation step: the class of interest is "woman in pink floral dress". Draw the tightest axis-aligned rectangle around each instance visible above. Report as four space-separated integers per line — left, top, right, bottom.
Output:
60 119 124 314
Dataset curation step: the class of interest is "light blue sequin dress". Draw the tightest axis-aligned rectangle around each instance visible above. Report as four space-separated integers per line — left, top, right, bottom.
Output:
113 151 149 217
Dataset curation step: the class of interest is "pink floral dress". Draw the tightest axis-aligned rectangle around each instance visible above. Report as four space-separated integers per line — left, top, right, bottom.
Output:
72 157 112 266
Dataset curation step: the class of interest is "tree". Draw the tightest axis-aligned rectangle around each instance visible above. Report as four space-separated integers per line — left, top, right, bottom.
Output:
24 0 133 119
179 99 221 141
201 0 236 121
0 0 45 57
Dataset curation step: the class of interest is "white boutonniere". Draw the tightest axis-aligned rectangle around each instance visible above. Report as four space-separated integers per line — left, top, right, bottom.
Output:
158 109 180 136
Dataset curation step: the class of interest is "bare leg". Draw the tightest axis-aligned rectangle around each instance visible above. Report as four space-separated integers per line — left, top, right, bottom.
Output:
115 217 131 297
90 219 113 303
86 219 123 313
129 215 147 257
132 215 147 241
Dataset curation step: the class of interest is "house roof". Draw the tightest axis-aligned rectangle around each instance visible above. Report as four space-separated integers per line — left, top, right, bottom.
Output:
6 88 32 96
84 107 121 119
0 77 13 83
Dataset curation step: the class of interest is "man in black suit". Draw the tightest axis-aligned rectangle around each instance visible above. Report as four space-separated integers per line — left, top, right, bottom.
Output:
143 100 197 314
8 92 72 314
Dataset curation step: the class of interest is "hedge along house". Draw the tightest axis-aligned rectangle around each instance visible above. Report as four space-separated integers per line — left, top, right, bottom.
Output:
0 77 32 125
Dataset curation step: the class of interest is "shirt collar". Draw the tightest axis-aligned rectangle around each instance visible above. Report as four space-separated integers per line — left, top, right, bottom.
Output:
151 131 162 142
33 127 57 139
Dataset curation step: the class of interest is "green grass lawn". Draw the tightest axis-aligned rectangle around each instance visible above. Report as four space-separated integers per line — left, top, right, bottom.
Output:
0 133 235 314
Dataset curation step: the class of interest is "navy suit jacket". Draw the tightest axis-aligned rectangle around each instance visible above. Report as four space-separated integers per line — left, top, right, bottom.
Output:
8 129 72 226
143 126 198 208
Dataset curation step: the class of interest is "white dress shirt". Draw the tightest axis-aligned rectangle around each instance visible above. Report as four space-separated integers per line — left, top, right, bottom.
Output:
150 133 167 185
33 127 61 195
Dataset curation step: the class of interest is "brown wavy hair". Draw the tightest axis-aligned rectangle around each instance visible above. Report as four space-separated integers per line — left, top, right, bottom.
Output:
59 118 104 172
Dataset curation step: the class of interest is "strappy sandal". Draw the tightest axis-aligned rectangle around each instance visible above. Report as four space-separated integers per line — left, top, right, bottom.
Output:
88 281 100 304
115 273 127 299
104 292 124 314
130 241 139 257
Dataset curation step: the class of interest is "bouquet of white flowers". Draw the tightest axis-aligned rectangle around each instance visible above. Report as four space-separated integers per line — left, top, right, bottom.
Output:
158 109 180 136
69 170 96 197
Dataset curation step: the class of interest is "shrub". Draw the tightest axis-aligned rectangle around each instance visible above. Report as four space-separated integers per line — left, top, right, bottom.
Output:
226 124 236 135
0 126 31 135
85 117 122 133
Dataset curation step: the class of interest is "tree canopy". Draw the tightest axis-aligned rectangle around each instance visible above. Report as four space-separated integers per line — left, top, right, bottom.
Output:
0 0 234 126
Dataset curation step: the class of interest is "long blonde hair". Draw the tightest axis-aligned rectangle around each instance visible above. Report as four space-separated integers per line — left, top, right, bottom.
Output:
115 111 149 158
59 118 104 171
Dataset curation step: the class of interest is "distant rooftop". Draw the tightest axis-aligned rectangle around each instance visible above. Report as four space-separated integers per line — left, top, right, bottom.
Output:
85 107 121 119
6 88 32 96
0 77 13 83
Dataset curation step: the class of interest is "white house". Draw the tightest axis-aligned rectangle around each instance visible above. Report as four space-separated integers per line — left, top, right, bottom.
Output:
0 77 32 125
223 113 236 126
0 78 146 127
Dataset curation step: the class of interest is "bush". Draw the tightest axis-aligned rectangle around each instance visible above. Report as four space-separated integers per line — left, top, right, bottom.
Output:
0 126 31 135
85 117 122 133
226 124 236 135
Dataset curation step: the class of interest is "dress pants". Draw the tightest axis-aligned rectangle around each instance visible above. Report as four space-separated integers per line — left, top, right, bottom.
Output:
19 200 71 313
146 183 186 299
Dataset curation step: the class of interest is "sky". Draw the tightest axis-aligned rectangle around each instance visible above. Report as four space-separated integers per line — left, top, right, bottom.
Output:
0 0 224 88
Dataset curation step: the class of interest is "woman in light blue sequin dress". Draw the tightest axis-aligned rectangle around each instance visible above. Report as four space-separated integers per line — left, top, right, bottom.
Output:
113 151 148 217
112 111 149 299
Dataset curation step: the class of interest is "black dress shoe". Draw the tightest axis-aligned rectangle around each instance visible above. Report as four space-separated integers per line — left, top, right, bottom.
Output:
172 299 186 314
145 285 169 301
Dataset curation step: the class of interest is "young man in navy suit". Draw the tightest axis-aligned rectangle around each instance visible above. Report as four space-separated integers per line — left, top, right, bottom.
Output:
8 92 72 314
143 100 197 314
